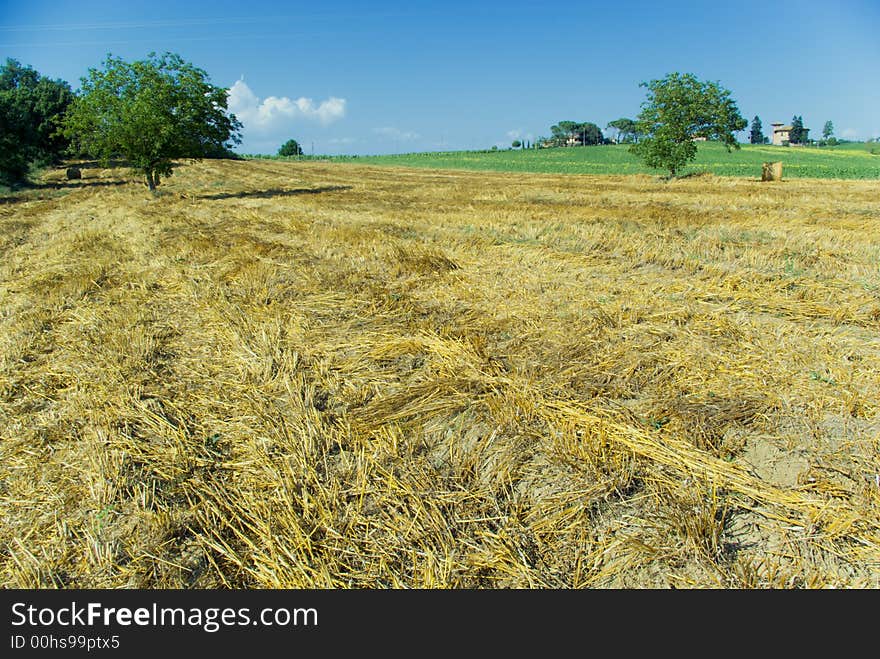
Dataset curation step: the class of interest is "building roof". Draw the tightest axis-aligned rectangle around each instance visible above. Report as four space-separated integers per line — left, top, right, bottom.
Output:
772 124 809 131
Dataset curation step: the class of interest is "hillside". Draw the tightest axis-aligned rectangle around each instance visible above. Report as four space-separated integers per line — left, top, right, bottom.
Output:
1 159 879 588
261 141 880 179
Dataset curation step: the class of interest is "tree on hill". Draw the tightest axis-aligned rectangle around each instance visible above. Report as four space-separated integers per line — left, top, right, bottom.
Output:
606 118 639 144
788 115 806 144
0 58 74 185
749 115 764 145
278 139 303 156
550 121 578 146
578 122 604 146
549 121 603 146
630 72 746 178
63 52 242 191
822 120 834 140
821 120 835 146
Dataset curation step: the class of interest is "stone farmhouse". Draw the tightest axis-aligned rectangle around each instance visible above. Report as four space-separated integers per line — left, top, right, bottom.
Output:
771 122 810 146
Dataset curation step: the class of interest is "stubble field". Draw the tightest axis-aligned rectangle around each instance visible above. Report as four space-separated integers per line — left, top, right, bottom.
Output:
1 158 879 588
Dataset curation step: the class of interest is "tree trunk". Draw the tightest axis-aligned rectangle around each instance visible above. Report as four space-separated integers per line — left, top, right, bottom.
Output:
145 169 161 191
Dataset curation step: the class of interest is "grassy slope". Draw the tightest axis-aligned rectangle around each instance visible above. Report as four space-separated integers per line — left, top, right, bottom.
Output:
1 159 879 588
307 141 880 179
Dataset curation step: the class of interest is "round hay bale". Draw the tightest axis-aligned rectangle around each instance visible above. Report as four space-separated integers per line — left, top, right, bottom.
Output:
66 166 82 180
761 161 782 182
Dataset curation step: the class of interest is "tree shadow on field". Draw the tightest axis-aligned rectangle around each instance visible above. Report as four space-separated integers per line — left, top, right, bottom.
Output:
0 179 130 204
198 185 352 200
676 170 713 180
32 180 130 190
68 159 130 170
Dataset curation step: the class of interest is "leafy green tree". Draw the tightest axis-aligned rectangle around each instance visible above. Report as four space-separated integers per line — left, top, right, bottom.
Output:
630 72 746 177
63 52 242 191
550 121 578 146
278 139 303 156
788 115 805 144
822 120 834 141
607 118 638 144
0 58 74 184
749 115 764 145
577 122 603 146
549 121 603 146
511 139 522 148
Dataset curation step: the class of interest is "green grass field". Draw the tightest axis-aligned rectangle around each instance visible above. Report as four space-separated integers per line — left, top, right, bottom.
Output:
252 141 880 179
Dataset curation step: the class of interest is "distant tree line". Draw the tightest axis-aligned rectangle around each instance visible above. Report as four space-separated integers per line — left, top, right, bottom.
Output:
534 121 601 148
530 118 644 149
3 53 864 190
545 121 604 147
749 113 841 147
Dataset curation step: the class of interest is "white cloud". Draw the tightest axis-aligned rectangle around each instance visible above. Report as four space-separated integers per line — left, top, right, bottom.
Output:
327 137 356 145
841 127 858 139
227 79 346 134
374 126 420 141
506 129 533 141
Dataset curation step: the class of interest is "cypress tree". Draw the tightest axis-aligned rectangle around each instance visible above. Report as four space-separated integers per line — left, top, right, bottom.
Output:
749 116 764 144
789 115 804 144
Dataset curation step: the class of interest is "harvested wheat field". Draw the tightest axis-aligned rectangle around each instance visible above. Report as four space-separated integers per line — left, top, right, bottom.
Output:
1 158 879 588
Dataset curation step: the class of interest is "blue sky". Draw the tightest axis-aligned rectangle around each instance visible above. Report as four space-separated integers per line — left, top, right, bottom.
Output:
2 0 878 155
